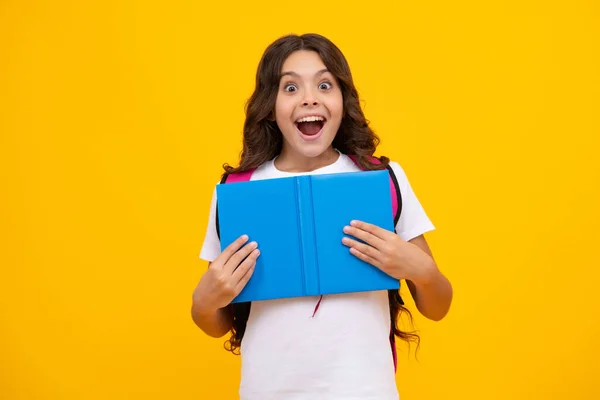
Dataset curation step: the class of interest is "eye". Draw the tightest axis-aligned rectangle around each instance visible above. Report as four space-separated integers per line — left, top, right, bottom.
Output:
284 83 298 92
319 81 332 90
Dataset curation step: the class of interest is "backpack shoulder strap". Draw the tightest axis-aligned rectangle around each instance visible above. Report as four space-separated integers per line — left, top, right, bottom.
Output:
348 155 403 374
215 168 256 240
221 169 256 184
347 155 402 226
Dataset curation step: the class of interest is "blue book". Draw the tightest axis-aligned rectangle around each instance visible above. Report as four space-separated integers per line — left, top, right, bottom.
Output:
216 170 399 303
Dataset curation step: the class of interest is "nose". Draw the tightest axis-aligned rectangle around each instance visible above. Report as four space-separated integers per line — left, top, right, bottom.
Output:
302 89 319 107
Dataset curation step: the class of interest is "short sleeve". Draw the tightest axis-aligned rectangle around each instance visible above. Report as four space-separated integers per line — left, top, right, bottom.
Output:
199 185 222 262
389 162 435 241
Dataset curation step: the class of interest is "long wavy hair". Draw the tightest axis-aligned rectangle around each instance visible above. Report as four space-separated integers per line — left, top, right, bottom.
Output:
221 33 420 355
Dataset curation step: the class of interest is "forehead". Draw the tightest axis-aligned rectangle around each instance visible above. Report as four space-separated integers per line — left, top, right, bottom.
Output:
281 50 327 76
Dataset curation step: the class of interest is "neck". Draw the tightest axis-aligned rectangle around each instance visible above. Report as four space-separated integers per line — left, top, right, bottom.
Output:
275 146 339 173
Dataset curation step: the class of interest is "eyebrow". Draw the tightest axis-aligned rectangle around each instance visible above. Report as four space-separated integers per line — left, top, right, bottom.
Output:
280 68 330 79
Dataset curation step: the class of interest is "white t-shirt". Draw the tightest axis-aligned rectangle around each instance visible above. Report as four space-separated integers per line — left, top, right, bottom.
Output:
199 151 435 400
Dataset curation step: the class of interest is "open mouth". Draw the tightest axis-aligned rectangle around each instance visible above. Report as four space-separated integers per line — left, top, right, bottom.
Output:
295 115 326 140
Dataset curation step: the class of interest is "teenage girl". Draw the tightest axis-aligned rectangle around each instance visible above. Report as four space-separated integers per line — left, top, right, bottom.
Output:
191 33 453 400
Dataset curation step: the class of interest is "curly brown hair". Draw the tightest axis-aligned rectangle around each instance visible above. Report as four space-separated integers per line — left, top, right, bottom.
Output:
220 33 420 355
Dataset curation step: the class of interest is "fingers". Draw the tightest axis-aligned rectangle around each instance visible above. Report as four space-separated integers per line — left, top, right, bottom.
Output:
223 240 258 274
233 249 260 291
348 246 382 269
343 223 385 249
218 234 250 265
349 220 392 240
342 237 384 264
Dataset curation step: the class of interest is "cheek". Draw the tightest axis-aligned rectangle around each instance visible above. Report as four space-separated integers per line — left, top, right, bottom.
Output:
274 99 297 136
331 93 344 118
275 97 294 120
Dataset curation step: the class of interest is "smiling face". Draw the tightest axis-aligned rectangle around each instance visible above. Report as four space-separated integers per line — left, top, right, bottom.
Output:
273 50 343 167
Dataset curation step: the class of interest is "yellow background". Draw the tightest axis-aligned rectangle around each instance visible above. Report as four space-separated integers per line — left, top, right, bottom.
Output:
2 1 599 399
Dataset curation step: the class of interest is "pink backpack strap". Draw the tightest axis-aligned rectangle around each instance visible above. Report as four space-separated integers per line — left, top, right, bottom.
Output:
347 155 401 225
348 154 402 374
222 168 256 184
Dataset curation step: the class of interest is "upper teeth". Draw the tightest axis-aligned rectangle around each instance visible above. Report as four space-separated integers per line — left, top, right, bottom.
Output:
296 116 324 123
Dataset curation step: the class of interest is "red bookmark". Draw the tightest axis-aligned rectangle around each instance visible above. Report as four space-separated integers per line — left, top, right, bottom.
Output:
311 295 323 318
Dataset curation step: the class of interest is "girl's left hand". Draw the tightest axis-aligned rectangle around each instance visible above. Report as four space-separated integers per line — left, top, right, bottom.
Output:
342 220 435 285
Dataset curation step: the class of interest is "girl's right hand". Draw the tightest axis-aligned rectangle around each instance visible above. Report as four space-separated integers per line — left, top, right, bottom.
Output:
192 235 260 315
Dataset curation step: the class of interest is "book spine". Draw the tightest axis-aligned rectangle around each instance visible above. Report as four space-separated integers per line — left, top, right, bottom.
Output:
294 178 306 296
296 176 320 296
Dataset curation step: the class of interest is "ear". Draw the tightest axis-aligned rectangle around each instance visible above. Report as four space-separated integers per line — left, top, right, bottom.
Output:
266 110 276 121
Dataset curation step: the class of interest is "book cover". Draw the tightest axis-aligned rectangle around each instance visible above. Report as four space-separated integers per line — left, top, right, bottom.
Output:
216 170 400 303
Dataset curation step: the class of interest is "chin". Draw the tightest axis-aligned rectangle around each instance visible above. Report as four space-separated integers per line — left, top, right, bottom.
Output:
293 137 337 159
298 146 330 159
